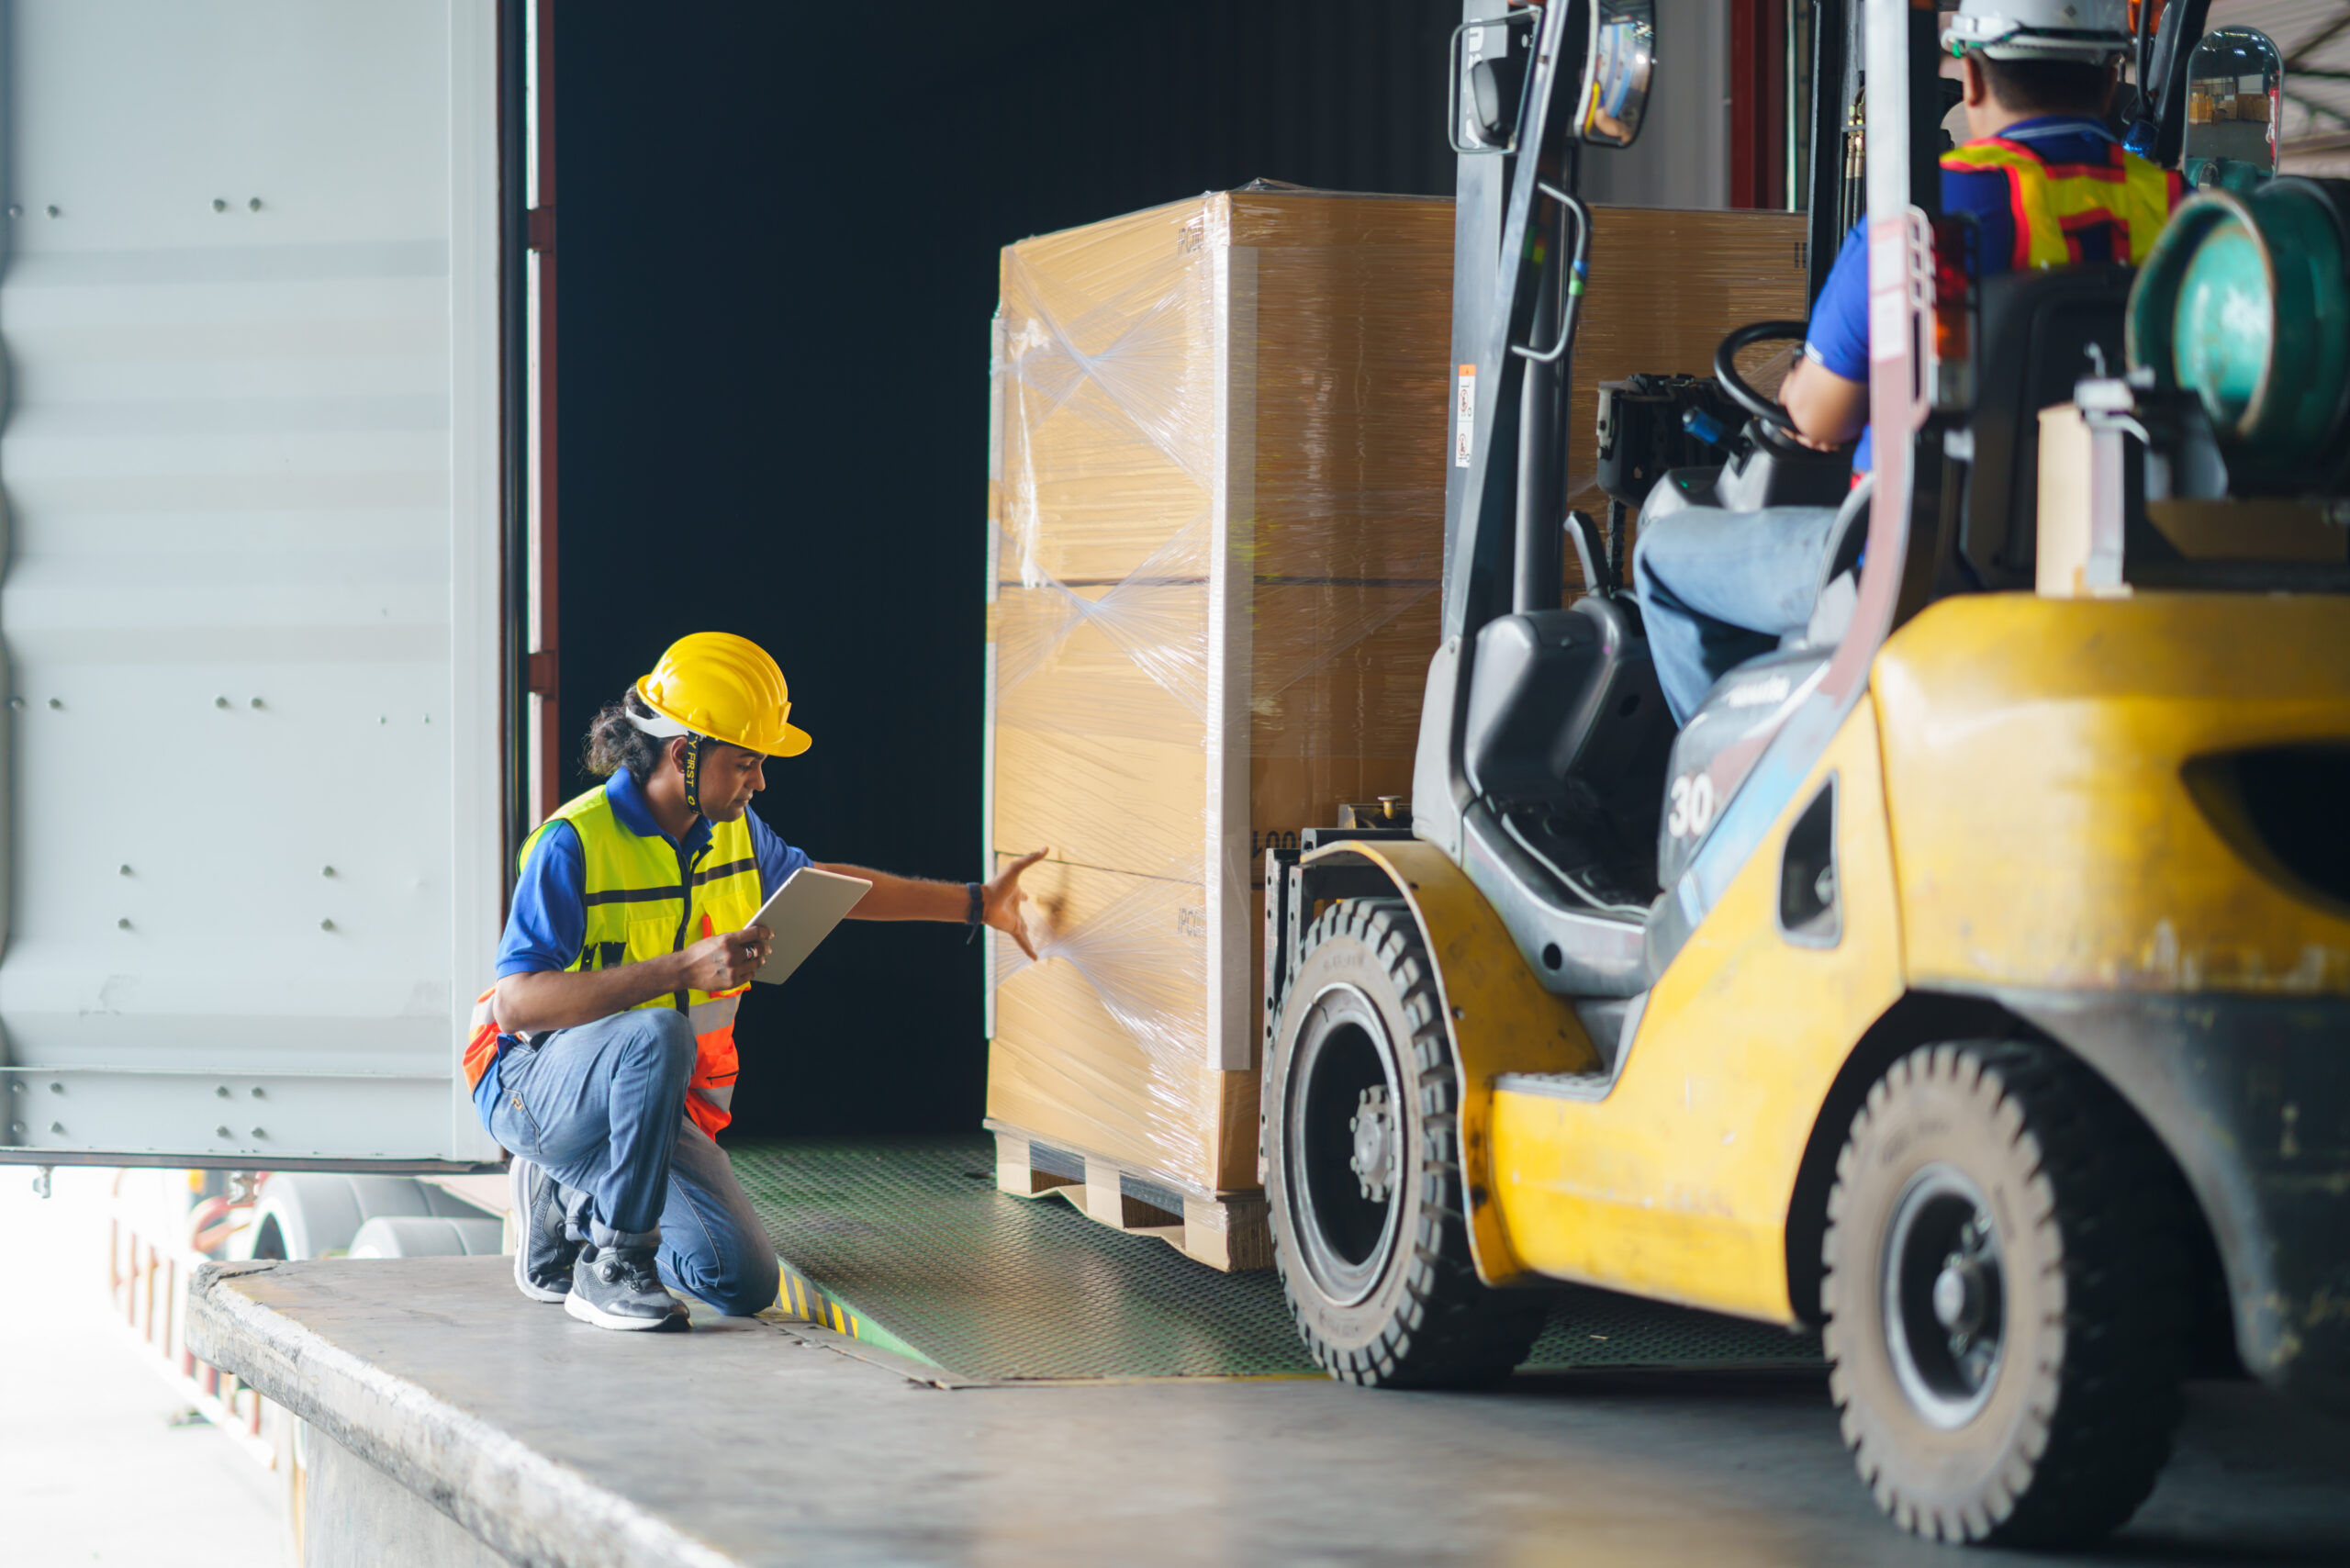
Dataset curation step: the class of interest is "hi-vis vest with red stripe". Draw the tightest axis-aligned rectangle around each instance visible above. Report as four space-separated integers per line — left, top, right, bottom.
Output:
1940 134 2178 270
464 786 764 1137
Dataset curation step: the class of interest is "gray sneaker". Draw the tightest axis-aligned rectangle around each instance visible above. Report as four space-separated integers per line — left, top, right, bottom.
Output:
509 1158 579 1304
565 1244 688 1332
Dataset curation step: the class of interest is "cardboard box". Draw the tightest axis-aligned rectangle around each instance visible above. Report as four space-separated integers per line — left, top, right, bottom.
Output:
984 192 1813 1212
1567 207 1812 500
984 188 1449 1206
984 857 1261 1192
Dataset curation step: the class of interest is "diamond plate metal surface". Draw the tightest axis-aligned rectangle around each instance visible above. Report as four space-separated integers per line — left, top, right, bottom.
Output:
728 1137 1821 1382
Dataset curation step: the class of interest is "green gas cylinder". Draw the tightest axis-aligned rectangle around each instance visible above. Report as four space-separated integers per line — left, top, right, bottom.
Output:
2127 178 2350 491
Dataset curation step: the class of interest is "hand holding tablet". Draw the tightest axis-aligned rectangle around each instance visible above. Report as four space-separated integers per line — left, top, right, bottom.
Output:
744 867 872 985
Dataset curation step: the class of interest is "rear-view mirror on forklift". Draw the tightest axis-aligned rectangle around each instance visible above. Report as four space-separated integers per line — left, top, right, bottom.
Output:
2181 26 2283 189
1574 0 1654 149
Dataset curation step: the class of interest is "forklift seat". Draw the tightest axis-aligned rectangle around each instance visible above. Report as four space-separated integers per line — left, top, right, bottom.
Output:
1959 264 2134 586
1464 594 1673 827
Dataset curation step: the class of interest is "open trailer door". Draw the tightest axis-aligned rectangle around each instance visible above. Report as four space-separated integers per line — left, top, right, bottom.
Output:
0 0 517 1170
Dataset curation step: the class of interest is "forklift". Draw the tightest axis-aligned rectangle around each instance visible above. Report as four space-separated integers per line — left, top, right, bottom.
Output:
1259 0 2350 1546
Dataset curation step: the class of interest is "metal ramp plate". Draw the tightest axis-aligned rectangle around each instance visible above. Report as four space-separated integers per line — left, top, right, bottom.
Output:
728 1137 1821 1382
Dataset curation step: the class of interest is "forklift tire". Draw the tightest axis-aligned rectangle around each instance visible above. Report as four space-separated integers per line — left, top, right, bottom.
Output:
1822 1041 2191 1547
1264 897 1548 1388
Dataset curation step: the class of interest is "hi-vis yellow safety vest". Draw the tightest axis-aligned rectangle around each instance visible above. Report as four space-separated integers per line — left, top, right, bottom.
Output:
1940 135 2180 271
464 786 764 1137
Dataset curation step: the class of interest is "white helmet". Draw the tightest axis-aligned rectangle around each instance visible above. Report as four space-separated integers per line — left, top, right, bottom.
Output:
1945 0 2133 62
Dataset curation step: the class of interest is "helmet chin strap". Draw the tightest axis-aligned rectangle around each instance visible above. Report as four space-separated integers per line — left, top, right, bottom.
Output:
627 703 709 819
681 734 707 818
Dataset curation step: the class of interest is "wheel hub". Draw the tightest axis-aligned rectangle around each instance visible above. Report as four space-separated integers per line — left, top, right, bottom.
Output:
1883 1165 2008 1429
1348 1086 1397 1201
1930 1262 1982 1335
1283 985 1405 1308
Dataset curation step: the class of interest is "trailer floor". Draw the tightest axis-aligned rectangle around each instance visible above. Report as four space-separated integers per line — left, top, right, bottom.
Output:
722 1137 1819 1380
188 1255 2350 1568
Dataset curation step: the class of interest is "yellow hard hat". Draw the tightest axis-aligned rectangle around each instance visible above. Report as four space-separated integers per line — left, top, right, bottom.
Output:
634 633 811 757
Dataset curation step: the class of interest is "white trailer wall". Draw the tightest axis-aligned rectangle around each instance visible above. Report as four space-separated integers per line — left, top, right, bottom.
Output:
0 1 504 1166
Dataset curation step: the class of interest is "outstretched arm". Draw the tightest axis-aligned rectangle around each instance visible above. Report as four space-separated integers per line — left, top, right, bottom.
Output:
818 847 1048 960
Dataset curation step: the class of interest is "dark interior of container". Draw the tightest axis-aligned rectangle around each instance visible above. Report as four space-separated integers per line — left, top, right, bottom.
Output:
553 2 1460 1137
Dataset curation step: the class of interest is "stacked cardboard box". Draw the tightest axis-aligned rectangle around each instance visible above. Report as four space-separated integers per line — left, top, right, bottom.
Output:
982 193 1808 1267
1564 207 1812 589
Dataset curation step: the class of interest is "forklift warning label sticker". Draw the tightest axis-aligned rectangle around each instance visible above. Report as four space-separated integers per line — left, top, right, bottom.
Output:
1455 364 1476 466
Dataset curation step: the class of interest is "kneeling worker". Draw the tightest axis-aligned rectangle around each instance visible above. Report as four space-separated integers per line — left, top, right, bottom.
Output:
464 632 1045 1330
1634 0 2177 722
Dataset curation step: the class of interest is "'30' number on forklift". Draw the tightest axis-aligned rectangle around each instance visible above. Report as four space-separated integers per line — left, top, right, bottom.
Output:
1667 772 1716 840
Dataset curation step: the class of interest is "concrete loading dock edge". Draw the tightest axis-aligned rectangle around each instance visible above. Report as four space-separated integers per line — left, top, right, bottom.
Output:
187 1253 2350 1568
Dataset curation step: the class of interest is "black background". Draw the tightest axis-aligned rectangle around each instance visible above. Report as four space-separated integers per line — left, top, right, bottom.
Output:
553 2 1459 1137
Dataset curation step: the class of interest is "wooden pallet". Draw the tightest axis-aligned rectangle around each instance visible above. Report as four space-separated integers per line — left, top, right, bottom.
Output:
986 1122 1271 1272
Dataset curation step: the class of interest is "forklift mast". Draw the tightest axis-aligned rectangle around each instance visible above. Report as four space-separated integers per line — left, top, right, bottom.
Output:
1416 0 1942 975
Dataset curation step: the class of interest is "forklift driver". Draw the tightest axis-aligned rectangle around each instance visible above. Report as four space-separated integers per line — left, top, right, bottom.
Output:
1632 0 2179 723
463 632 1046 1331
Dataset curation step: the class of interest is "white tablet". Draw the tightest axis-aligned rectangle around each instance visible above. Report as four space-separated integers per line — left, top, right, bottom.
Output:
744 867 872 985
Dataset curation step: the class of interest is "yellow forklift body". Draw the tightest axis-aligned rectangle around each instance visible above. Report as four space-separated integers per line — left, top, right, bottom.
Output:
1486 700 1903 1324
1874 592 2350 995
1357 592 2350 1331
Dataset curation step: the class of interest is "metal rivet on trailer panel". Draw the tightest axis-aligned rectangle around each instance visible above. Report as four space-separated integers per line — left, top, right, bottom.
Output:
215 696 230 709
216 1126 232 1138
49 1122 62 1134
319 918 335 932
215 1085 230 1098
44 205 58 218
116 918 130 930
118 864 132 876
4 205 17 218
250 697 263 709
378 716 387 725
6 697 20 709
48 1082 61 1095
250 1127 264 1137
7 1123 21 1137
248 198 262 211
46 698 61 709
321 866 335 877
212 198 227 213
250 1087 264 1099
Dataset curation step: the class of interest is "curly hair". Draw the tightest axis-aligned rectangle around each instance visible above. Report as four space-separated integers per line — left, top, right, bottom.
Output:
581 688 672 788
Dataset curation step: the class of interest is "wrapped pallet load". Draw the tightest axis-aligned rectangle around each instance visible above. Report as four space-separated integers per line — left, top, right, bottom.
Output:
982 187 1809 1270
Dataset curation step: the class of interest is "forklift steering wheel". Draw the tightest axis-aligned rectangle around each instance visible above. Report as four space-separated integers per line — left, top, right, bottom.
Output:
1714 319 1812 435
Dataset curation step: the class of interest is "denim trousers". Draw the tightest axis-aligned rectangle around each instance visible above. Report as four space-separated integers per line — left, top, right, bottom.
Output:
1631 501 1840 723
483 1008 781 1317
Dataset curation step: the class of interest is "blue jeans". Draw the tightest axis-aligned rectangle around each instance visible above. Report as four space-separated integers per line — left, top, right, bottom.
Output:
1631 501 1839 723
483 1010 781 1317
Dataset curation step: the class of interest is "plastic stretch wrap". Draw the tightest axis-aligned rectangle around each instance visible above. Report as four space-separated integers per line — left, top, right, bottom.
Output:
982 196 1812 1195
985 189 1451 1193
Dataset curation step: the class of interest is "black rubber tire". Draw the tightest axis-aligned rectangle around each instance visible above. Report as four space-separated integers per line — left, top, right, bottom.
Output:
1262 897 1548 1387
1822 1041 2192 1547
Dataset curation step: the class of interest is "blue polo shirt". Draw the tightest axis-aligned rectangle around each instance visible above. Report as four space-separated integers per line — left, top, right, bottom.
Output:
1804 115 2129 472
473 769 812 1122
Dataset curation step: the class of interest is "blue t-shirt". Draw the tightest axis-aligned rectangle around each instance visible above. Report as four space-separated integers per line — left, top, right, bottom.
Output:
473 768 812 1121
1804 115 2131 471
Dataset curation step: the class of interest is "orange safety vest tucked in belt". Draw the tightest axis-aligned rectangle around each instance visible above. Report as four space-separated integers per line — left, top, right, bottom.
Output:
464 786 765 1137
1939 135 2180 271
